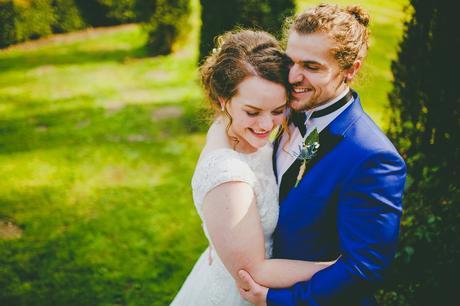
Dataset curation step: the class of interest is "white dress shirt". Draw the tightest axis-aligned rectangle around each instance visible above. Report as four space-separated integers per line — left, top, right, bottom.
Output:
276 88 354 185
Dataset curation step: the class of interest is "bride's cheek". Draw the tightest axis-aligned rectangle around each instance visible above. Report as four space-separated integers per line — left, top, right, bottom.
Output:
274 115 284 126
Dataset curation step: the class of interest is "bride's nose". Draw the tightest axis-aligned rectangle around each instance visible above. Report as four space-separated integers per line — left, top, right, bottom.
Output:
258 114 274 131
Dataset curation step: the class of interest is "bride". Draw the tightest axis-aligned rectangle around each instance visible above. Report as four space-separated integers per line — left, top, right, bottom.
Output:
170 30 334 306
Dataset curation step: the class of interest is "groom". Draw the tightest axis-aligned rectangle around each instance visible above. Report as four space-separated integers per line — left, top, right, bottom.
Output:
238 4 406 306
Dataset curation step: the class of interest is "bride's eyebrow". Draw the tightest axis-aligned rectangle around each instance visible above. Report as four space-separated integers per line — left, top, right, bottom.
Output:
273 103 287 110
244 105 263 111
244 103 287 111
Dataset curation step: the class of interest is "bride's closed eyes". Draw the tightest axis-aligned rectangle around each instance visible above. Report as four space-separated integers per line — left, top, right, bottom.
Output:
244 104 287 117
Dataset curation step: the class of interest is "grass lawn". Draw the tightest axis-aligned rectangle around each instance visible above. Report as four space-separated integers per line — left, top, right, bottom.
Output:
0 1 407 305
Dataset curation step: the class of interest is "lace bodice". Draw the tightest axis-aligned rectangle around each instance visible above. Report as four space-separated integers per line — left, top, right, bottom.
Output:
191 144 279 259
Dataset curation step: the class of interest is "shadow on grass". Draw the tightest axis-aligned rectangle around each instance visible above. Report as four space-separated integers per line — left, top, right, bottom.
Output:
0 46 150 73
0 99 208 155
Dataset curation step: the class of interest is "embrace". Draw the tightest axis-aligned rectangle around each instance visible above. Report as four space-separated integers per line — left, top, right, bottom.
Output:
170 4 406 306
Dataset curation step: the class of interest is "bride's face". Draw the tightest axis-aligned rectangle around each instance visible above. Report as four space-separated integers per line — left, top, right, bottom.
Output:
224 76 287 153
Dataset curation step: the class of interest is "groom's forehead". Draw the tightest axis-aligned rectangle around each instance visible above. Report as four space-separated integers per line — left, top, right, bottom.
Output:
286 31 335 62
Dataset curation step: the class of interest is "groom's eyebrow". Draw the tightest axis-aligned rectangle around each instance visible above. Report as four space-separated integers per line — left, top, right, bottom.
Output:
300 60 322 66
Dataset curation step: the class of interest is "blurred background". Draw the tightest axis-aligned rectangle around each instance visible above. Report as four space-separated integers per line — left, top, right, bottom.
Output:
0 0 457 305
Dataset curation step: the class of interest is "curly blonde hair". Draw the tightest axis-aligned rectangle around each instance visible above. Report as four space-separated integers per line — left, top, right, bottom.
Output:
284 3 370 70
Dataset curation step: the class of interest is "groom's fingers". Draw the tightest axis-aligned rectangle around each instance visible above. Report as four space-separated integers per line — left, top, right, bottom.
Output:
239 285 256 303
239 287 249 297
238 270 253 290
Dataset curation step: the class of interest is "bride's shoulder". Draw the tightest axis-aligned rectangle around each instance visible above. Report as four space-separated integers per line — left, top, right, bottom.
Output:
198 120 233 159
192 148 256 204
197 145 239 170
206 119 229 146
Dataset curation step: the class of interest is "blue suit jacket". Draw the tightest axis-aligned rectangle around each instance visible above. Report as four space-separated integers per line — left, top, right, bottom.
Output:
268 91 406 306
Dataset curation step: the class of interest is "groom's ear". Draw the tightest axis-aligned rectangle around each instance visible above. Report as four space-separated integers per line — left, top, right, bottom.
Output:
344 60 362 83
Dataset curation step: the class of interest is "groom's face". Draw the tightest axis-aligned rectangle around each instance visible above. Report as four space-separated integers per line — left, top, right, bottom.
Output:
286 31 348 112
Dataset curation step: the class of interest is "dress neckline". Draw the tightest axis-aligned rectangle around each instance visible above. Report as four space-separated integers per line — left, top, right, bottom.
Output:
208 143 269 157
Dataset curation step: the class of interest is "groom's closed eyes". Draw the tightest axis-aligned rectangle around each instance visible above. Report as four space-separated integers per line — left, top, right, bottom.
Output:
288 56 323 72
301 61 322 71
295 60 322 71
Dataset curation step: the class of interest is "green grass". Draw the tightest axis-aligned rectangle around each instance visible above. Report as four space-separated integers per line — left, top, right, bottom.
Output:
0 1 408 305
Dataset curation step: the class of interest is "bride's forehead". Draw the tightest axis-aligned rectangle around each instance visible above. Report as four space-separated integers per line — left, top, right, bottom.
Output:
236 77 286 97
233 92 286 110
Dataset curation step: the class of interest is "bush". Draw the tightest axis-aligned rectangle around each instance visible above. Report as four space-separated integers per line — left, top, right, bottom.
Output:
0 0 84 48
73 0 145 27
199 0 296 63
0 0 56 47
382 0 460 305
73 0 117 27
0 0 151 48
0 1 16 48
144 0 191 56
15 0 55 41
51 0 86 33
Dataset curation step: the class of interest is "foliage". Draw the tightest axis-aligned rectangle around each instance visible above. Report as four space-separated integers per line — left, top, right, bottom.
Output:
73 0 140 27
0 0 84 47
51 0 86 33
199 0 296 63
0 0 163 48
0 1 16 48
0 0 55 47
382 0 460 305
144 0 191 56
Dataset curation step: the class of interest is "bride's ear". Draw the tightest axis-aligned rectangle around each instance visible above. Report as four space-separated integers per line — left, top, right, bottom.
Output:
218 97 226 111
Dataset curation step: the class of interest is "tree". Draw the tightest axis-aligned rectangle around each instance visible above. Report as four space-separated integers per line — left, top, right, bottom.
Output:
199 0 296 63
144 0 191 56
383 0 459 305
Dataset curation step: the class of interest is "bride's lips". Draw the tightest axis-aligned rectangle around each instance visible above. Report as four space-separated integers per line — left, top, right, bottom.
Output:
249 128 271 139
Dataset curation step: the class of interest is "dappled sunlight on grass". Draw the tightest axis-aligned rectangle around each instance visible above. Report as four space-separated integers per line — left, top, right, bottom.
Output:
0 16 206 304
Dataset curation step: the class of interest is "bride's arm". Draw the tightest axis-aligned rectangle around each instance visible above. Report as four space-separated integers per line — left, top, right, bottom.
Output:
203 182 335 289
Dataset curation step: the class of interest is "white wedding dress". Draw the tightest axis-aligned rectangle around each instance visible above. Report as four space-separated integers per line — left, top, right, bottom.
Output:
170 144 279 306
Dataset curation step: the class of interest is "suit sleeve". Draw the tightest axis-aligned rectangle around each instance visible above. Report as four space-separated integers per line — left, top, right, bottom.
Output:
267 150 407 306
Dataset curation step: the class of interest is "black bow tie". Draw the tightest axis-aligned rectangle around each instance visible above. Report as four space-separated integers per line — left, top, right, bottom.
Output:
291 90 353 137
291 111 307 136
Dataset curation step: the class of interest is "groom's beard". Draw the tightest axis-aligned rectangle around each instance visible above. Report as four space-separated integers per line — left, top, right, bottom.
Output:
290 78 347 112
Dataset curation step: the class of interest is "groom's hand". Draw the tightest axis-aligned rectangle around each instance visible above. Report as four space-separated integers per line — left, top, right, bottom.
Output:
238 270 268 306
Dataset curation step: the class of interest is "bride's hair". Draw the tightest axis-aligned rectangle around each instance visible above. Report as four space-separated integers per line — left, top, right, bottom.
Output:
200 29 291 139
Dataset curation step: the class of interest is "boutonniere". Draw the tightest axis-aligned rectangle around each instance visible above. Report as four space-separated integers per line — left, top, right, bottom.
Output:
294 128 320 187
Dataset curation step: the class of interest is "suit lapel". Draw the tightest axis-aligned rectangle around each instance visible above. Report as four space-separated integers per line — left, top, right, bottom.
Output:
278 90 363 203
279 128 343 202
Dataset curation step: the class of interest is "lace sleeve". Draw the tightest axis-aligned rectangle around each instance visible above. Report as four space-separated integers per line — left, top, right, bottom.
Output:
191 149 257 217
